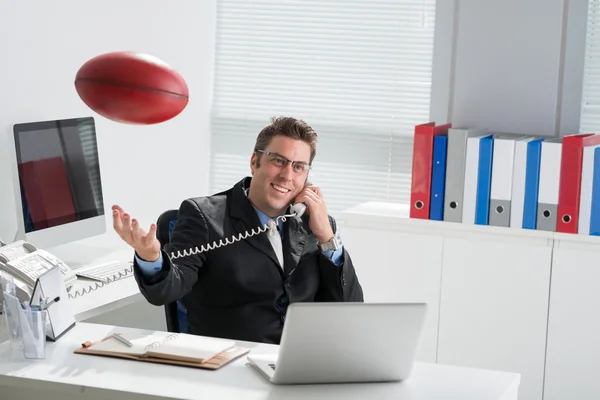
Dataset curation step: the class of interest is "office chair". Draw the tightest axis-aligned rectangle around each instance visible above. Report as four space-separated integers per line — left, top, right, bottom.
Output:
156 209 189 333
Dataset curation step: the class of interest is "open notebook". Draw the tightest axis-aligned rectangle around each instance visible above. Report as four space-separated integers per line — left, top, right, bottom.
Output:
75 331 250 370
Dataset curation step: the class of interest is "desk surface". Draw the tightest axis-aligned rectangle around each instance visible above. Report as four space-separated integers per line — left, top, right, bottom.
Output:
0 322 520 400
49 235 142 322
69 275 141 321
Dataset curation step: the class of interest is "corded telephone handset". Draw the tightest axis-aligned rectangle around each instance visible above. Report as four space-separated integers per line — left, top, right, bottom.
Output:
289 197 308 219
168 178 313 260
0 240 77 302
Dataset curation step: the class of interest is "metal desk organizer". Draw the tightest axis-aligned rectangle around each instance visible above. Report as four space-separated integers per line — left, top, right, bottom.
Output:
1 265 75 351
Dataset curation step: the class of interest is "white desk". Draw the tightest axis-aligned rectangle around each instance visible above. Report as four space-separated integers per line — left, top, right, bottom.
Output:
0 322 520 400
48 235 143 322
69 275 141 321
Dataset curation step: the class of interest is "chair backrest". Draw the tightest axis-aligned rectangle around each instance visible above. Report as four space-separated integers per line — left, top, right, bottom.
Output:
156 209 188 333
156 209 179 249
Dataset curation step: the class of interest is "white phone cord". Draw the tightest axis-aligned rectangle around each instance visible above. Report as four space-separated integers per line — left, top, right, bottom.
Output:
168 212 296 261
68 264 134 299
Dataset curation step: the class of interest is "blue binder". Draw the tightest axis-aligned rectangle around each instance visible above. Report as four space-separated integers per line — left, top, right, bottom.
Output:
522 138 544 229
430 134 448 220
475 135 494 225
590 147 600 235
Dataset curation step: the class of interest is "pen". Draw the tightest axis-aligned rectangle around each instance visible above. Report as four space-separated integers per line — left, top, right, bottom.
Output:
112 333 133 347
42 296 60 310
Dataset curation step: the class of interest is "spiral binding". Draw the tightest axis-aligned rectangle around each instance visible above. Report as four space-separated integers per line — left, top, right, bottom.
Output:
168 212 296 261
67 263 134 300
145 333 180 351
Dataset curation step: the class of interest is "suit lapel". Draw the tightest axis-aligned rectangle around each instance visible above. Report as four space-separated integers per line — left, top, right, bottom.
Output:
282 215 307 278
230 178 283 273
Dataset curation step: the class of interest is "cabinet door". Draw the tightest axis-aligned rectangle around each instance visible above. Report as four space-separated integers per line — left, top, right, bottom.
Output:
340 225 444 363
437 235 552 400
544 239 600 400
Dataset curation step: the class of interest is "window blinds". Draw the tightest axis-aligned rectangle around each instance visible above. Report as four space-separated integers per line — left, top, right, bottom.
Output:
210 0 437 216
77 120 104 212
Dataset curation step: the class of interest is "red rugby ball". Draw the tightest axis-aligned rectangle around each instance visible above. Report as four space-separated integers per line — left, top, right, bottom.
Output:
75 51 189 125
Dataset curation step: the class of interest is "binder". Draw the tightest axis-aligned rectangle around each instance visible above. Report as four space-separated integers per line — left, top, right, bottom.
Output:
489 134 529 227
537 138 562 232
409 122 452 219
557 133 600 233
462 134 493 224
430 134 448 221
521 138 544 229
510 137 540 228
75 331 250 370
475 135 494 225
590 148 600 235
578 144 600 234
443 127 488 223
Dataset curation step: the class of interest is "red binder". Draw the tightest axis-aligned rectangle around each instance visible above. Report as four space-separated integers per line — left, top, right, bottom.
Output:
556 133 600 233
409 122 452 219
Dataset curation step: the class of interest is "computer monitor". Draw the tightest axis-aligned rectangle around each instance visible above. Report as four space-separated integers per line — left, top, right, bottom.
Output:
9 116 106 249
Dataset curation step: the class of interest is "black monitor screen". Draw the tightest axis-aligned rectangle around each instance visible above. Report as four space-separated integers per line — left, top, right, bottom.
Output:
13 117 105 233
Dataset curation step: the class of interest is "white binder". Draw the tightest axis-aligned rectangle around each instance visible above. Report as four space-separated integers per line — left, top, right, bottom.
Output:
489 134 529 227
578 144 600 234
443 127 488 222
537 138 562 232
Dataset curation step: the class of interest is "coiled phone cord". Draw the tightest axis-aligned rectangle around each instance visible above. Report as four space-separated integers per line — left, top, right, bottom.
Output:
167 212 296 261
67 212 298 299
67 264 134 299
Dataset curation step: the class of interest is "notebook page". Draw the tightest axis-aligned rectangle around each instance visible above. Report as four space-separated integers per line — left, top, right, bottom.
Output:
87 332 170 356
147 334 235 363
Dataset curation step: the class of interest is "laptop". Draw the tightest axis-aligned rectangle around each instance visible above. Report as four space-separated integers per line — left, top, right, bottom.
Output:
247 302 427 385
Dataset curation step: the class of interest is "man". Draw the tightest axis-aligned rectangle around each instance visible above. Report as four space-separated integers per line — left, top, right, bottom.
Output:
112 116 364 344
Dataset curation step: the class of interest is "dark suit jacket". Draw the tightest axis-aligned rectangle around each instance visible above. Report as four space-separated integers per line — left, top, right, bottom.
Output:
133 177 364 344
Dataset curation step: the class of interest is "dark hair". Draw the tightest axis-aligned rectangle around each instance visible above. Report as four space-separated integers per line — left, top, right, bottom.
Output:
254 116 318 164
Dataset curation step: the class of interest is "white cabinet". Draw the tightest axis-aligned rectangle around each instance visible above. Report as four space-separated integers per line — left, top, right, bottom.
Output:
543 234 600 400
437 235 552 400
341 226 444 363
338 201 599 400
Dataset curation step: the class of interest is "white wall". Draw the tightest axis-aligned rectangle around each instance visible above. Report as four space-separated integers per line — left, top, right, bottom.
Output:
446 0 588 137
0 0 216 330
0 0 216 245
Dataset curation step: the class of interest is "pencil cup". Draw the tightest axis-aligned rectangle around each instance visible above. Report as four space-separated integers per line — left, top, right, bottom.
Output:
20 309 47 359
2 294 24 352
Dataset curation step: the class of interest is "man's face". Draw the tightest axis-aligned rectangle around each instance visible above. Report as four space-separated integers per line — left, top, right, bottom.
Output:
249 135 311 217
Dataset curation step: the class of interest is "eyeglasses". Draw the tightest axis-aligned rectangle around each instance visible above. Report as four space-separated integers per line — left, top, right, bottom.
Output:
256 150 311 174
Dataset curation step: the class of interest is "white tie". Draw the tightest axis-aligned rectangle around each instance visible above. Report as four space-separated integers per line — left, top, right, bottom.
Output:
267 219 284 269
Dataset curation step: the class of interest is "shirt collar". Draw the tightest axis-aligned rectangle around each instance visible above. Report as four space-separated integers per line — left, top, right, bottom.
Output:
245 187 285 232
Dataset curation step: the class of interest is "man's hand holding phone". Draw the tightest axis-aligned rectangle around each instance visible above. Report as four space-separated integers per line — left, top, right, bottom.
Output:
293 185 334 243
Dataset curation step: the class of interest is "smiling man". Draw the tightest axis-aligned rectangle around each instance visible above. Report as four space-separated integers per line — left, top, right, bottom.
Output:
112 116 364 344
